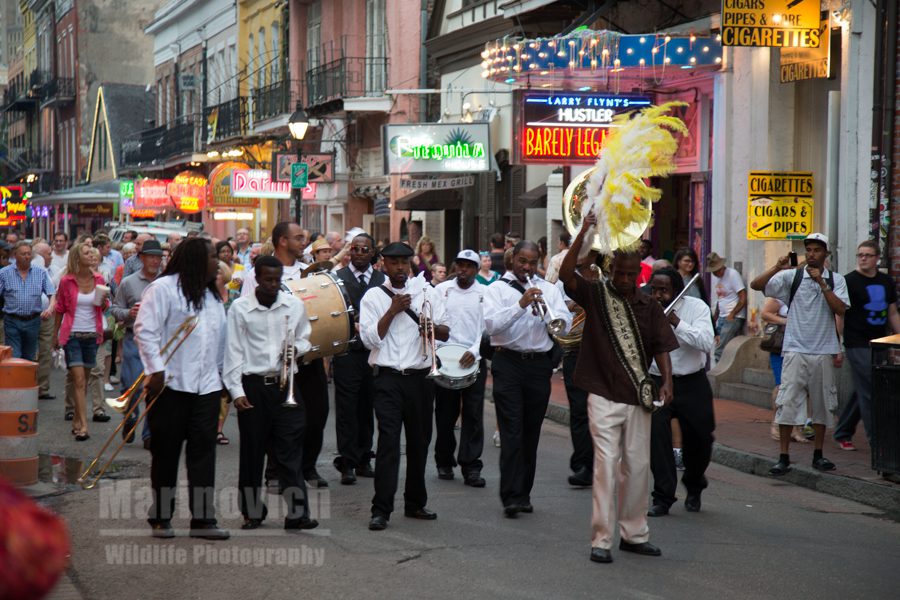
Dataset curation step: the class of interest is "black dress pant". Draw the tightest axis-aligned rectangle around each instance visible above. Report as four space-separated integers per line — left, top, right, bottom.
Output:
650 371 716 508
238 375 309 521
333 350 375 469
562 350 592 474
297 359 329 475
491 350 553 508
371 369 434 518
147 388 220 526
434 359 487 474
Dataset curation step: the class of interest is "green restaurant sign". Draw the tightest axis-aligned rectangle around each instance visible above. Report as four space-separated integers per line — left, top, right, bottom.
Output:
383 123 491 174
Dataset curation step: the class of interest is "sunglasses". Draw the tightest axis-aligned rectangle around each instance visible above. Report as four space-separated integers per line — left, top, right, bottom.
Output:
350 246 371 253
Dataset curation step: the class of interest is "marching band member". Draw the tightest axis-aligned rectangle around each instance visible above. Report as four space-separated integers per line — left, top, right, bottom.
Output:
332 233 384 484
135 238 229 540
360 242 449 531
559 213 677 564
224 256 318 531
433 250 487 487
242 222 330 488
483 240 572 518
647 267 715 517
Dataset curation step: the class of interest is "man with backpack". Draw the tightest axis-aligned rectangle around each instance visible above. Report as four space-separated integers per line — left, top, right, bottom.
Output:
750 233 849 475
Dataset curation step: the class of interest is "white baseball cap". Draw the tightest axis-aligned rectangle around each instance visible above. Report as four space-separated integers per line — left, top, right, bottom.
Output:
804 232 828 249
455 249 480 265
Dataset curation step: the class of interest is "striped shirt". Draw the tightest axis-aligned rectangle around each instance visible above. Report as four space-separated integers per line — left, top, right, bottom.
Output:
765 268 849 355
0 264 56 316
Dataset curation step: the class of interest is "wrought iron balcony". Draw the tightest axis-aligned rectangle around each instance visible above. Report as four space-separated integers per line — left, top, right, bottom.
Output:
159 113 203 158
2 82 40 112
251 79 301 123
121 126 165 168
306 57 388 112
40 77 76 106
203 97 248 142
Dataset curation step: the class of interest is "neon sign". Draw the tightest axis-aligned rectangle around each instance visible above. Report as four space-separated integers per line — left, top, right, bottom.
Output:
231 169 291 199
402 141 486 161
168 171 207 213
134 179 173 210
0 185 26 225
383 124 492 174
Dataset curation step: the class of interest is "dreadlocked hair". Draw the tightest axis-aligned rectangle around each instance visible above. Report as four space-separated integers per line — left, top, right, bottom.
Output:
162 237 220 311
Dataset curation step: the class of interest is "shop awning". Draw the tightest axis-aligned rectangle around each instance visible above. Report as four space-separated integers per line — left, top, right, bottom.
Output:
519 184 547 209
30 180 120 206
394 188 462 211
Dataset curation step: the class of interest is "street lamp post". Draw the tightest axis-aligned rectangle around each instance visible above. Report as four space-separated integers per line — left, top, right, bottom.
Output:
288 105 309 226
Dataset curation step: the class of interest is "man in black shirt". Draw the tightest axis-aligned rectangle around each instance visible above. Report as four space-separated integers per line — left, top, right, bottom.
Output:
489 233 505 275
833 240 900 449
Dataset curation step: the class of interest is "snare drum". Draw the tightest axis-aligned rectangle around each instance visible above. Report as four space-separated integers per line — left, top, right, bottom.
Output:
433 343 479 390
285 272 353 362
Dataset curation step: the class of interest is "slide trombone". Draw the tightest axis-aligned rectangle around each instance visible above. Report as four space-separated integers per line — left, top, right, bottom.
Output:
78 316 198 490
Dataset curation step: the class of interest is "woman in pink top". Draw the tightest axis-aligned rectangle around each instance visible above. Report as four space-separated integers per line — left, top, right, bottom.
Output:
54 242 109 441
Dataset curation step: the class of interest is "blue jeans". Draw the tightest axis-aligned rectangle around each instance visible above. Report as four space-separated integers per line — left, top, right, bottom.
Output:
120 333 150 441
715 317 745 361
3 315 41 360
833 347 876 444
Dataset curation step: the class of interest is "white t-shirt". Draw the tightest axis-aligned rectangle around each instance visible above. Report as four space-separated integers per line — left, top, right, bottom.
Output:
711 267 746 319
72 292 96 333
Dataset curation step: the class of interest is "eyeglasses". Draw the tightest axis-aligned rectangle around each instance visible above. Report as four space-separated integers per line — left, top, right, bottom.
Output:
350 246 371 253
856 253 877 259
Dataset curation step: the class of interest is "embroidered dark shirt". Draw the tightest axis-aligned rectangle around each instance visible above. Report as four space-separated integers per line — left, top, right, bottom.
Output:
566 273 679 405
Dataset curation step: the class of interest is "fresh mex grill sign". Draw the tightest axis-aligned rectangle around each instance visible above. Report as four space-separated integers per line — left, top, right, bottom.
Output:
383 123 491 174
747 171 814 240
513 91 652 165
722 0 822 48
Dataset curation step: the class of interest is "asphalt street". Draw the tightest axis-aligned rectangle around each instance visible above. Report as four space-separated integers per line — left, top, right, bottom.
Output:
31 369 900 600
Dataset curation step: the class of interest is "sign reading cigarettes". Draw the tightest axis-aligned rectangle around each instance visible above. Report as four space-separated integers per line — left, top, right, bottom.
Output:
747 171 814 240
722 0 821 48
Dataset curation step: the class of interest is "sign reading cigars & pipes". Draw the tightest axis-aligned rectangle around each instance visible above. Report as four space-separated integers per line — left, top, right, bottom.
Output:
746 171 814 240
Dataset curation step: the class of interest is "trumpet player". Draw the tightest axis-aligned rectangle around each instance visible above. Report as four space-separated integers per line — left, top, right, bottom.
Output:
483 240 571 518
223 256 318 531
359 242 449 531
134 238 229 540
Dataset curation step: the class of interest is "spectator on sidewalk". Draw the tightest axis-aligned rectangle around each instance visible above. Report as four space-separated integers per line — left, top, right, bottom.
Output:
0 242 56 359
544 231 572 284
639 239 656 267
489 233 506 274
673 247 707 302
234 228 252 266
833 240 900 450
31 242 59 399
707 252 747 361
50 232 69 272
123 234 153 278
761 297 809 444
750 233 848 475
476 252 500 285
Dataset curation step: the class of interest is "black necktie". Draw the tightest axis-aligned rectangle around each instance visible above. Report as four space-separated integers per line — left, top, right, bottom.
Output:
359 273 366 286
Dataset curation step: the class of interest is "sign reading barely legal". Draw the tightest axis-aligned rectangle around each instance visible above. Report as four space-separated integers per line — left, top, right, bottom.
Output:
722 0 821 48
747 171 814 240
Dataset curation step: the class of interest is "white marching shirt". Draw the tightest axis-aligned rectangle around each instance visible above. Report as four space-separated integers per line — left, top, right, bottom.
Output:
650 295 715 377
483 273 572 353
434 278 486 361
240 260 309 297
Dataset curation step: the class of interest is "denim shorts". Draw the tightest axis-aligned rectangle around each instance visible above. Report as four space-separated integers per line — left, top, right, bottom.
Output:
64 334 99 368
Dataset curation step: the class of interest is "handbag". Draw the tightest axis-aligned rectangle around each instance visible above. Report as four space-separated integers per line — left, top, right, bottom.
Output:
759 323 785 354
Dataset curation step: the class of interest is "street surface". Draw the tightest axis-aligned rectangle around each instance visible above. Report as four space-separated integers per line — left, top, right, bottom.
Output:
32 369 900 600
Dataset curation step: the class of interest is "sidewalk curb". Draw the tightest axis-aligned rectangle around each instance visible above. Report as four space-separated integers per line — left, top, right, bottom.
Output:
543 402 900 516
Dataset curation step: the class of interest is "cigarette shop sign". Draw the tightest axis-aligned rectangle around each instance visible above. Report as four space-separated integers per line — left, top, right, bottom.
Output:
746 171 814 240
513 91 652 165
722 0 821 48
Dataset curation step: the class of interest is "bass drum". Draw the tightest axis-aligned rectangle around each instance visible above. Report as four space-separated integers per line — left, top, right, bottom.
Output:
285 272 354 363
433 343 479 390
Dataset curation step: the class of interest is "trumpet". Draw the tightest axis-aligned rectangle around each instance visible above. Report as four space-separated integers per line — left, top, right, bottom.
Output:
79 316 198 489
419 294 440 379
280 315 299 408
526 275 567 335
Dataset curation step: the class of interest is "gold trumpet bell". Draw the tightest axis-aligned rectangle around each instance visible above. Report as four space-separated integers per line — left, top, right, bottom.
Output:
562 167 651 253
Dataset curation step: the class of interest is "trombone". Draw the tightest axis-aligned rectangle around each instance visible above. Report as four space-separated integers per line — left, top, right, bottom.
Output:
526 275 567 335
419 295 440 379
78 316 198 490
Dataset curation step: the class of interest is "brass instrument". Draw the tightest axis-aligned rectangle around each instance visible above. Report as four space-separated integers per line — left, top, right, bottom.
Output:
526 275 566 335
79 316 198 489
280 315 299 408
419 293 440 379
553 308 585 350
664 273 702 316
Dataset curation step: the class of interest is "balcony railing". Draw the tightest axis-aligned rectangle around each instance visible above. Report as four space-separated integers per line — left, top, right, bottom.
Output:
159 113 203 158
306 57 388 108
121 126 165 168
41 77 76 105
204 97 248 142
251 79 302 123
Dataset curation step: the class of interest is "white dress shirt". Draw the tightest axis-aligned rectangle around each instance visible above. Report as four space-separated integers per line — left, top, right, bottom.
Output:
222 290 312 400
434 279 486 360
240 260 309 297
134 274 226 395
650 296 714 376
360 275 448 370
483 273 572 353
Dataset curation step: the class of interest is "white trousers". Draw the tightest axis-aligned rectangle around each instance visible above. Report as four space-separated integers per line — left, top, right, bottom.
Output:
588 393 651 549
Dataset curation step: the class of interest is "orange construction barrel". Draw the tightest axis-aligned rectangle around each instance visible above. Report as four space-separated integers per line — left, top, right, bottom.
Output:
0 346 40 486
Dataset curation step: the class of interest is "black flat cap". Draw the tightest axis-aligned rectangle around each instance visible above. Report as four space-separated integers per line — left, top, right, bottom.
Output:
380 242 415 258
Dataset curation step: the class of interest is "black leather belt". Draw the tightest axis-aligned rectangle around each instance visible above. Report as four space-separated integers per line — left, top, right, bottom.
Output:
376 366 430 376
244 373 282 386
5 312 40 321
496 347 548 360
673 369 706 379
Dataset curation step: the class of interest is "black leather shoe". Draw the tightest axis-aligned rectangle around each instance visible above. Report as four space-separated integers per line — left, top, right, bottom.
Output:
590 548 613 563
404 507 437 520
647 503 670 517
684 494 701 512
356 461 375 478
812 456 836 472
619 540 661 556
568 466 592 487
304 470 329 488
284 517 319 530
464 473 486 488
122 417 137 443
189 525 230 540
241 518 264 530
368 515 388 531
150 521 174 539
503 505 521 518
64 411 74 421
39 394 56 400
769 459 791 476
341 467 357 485
437 466 454 480
93 412 111 423
143 438 152 451
519 503 533 513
